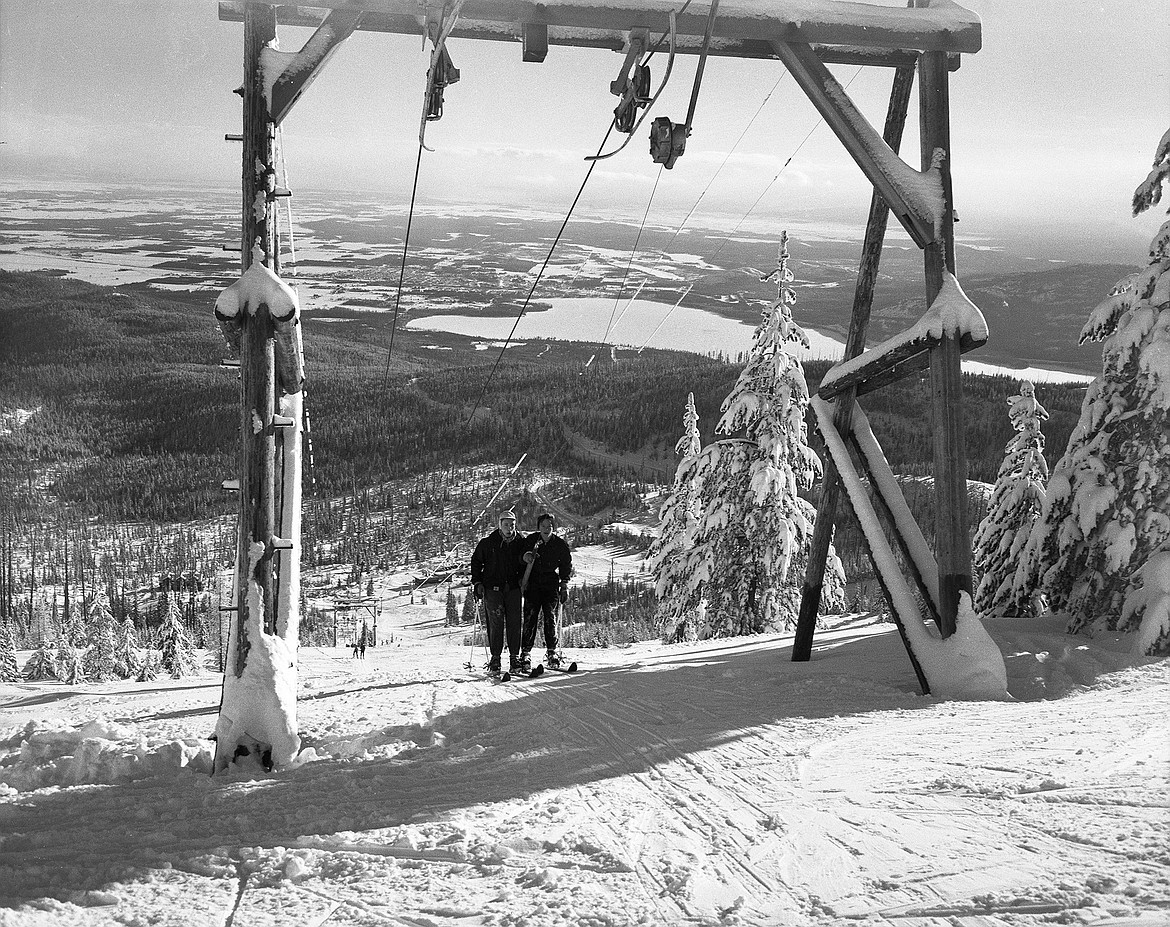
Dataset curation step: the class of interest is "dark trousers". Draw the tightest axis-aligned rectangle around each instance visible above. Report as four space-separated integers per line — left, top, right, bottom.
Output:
484 587 522 659
521 586 559 654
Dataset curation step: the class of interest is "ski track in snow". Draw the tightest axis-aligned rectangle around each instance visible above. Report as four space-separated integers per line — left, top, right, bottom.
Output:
0 609 1168 927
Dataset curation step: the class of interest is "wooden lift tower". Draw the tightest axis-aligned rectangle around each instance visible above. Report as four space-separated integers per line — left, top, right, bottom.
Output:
215 0 983 765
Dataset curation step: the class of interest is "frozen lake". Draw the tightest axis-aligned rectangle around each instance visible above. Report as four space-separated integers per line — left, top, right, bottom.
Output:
407 296 1093 384
408 296 847 361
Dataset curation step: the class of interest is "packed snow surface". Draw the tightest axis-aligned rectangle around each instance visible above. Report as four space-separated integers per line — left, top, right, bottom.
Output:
1 606 1167 926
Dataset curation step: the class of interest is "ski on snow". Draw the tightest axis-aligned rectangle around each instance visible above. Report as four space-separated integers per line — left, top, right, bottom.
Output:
500 664 544 682
547 661 578 673
475 664 545 683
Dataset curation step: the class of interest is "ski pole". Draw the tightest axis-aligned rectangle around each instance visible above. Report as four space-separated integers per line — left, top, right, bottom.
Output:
472 593 490 670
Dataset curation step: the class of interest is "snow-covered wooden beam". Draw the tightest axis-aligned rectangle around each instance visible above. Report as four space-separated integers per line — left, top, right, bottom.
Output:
847 402 942 623
266 7 364 124
811 396 931 694
817 272 987 400
215 262 305 395
772 37 943 248
218 0 981 55
793 63 914 663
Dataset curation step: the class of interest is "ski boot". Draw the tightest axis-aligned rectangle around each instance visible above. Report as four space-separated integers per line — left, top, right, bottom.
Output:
487 656 502 678
517 651 532 674
546 650 563 670
508 654 523 676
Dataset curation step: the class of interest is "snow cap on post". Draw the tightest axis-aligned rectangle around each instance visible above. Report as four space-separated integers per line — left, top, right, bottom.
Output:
214 263 304 394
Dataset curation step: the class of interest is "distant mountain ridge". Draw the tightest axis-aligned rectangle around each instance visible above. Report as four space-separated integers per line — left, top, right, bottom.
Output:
0 187 1133 379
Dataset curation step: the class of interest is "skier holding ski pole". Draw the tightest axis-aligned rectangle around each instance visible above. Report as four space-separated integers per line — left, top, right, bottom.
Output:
519 513 573 671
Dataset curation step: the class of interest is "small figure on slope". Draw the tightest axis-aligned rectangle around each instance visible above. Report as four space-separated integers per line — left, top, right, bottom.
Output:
1021 127 1170 655
973 381 1049 618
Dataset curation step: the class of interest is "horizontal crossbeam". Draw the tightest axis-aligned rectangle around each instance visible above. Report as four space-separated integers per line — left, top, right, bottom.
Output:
819 329 983 399
219 0 980 55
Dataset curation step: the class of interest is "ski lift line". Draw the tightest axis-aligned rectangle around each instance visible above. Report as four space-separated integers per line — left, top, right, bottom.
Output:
602 163 663 345
636 282 693 352
655 69 788 263
383 141 426 379
707 65 865 268
471 452 529 527
608 280 646 337
463 122 618 427
635 67 863 355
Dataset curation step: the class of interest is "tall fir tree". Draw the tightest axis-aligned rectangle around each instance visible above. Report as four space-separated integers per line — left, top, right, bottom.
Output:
445 588 458 627
114 617 143 679
54 636 86 685
0 622 19 682
1023 127 1170 654
972 381 1050 617
158 590 198 678
82 592 119 682
649 392 705 640
661 235 844 637
461 590 477 625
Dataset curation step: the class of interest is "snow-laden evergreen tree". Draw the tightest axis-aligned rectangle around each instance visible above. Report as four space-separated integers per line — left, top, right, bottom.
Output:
200 588 226 673
972 381 1050 617
54 637 86 685
1023 127 1170 654
22 637 58 681
137 649 161 682
661 234 845 637
158 590 198 678
82 592 120 682
0 622 19 682
114 617 142 679
649 392 704 640
445 588 458 626
461 590 477 624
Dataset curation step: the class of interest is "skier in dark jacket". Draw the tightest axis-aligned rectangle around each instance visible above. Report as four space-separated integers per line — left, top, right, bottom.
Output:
519 512 573 670
470 509 526 675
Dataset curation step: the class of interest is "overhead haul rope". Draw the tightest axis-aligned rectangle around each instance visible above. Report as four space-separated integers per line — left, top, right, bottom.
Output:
637 66 865 353
602 164 664 344
606 71 788 350
382 144 424 379
463 122 618 427
384 0 467 379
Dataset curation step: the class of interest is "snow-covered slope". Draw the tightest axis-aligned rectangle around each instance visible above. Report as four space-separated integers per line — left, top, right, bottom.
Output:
0 606 1166 926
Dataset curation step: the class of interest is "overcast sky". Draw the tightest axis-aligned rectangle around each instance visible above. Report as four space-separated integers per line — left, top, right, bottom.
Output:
1 1 1166 258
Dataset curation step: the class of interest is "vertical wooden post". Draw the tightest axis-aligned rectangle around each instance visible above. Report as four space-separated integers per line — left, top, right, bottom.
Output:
234 2 280 673
920 48 968 637
792 65 916 661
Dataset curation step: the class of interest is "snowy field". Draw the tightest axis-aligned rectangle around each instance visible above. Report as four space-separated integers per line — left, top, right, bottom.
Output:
1 604 1167 927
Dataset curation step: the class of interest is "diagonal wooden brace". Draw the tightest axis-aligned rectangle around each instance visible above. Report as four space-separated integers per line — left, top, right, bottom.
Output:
771 37 939 249
269 8 364 124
